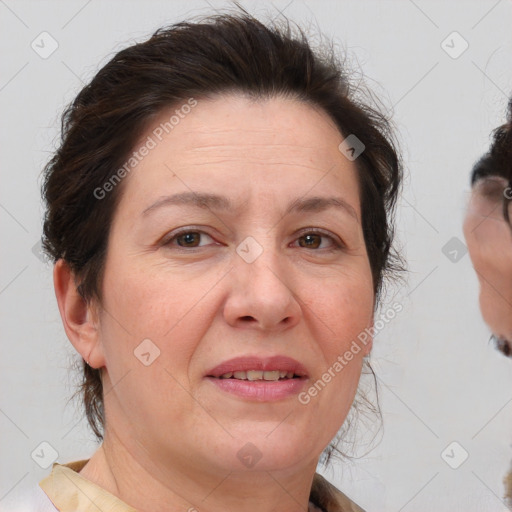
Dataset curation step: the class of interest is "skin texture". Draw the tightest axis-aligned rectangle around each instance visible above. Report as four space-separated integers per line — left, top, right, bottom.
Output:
463 176 512 344
53 94 375 512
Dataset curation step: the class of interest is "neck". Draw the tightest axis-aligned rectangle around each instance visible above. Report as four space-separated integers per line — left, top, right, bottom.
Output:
79 428 318 512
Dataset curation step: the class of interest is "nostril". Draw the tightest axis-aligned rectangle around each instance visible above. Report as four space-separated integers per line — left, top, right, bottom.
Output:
240 315 255 322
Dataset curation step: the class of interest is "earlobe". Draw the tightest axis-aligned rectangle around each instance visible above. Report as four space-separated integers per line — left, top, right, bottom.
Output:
53 259 105 368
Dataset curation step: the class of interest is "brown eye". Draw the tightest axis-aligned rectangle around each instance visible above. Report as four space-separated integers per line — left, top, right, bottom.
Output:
176 232 201 247
298 234 322 249
163 230 215 249
296 231 339 250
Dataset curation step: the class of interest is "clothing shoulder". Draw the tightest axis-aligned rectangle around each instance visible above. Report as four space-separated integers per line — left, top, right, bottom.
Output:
504 468 512 508
311 473 365 512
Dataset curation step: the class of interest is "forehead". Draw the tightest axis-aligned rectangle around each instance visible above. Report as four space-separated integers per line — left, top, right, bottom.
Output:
119 94 360 213
148 94 345 160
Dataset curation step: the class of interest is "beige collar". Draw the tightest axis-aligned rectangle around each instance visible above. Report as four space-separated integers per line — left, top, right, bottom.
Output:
39 459 364 512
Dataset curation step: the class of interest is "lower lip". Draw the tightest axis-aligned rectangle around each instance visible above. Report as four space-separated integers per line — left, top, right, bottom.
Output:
206 377 307 401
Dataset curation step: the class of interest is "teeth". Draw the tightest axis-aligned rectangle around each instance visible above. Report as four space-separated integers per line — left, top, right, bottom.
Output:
218 370 295 380
246 370 264 381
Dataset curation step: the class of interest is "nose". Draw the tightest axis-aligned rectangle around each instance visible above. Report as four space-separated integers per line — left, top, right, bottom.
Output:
223 251 302 332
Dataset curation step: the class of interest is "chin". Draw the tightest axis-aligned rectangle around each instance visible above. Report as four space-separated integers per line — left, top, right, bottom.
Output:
208 426 329 473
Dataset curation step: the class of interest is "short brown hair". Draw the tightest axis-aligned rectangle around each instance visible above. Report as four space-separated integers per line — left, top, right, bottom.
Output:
42 11 402 442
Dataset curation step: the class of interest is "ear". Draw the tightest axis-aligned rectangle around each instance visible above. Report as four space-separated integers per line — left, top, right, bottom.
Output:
53 259 106 369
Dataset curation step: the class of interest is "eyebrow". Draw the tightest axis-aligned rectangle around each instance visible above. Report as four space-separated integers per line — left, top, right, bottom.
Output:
142 192 358 220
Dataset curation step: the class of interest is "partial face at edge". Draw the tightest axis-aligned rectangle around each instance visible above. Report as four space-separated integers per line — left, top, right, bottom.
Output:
464 175 512 349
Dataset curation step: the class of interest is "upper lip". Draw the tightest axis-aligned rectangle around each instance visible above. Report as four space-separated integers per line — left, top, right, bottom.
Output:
206 355 309 378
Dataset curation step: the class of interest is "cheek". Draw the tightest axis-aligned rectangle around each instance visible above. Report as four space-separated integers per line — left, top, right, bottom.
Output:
465 231 500 287
308 266 373 321
479 274 512 323
97 262 218 428
96 261 204 387
464 215 484 269
309 270 374 392
101 256 225 339
303 269 374 362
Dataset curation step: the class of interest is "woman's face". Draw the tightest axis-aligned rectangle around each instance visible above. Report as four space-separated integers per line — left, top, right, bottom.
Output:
463 176 512 345
92 94 374 475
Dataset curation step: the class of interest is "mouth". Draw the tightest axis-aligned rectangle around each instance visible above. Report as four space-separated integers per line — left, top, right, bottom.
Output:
205 356 309 401
213 370 303 381
206 355 308 379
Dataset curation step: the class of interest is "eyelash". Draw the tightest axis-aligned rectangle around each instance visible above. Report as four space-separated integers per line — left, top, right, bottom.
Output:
161 227 343 252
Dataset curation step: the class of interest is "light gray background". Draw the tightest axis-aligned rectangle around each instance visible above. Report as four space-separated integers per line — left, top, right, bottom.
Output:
1 1 512 511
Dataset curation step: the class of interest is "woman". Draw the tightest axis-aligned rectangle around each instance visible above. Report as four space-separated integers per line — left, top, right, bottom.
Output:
26 10 402 512
463 98 512 506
